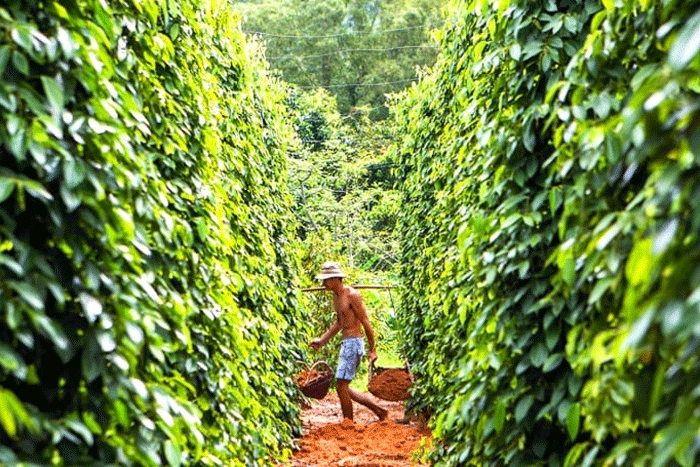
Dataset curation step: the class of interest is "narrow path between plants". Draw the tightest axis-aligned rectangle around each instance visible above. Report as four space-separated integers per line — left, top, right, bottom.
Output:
281 392 431 466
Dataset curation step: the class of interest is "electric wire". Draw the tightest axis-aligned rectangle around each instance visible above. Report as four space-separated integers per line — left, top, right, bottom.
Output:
268 44 438 61
300 79 417 89
243 23 443 39
244 21 439 95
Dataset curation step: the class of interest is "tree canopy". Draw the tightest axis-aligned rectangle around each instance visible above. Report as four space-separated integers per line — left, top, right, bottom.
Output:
237 0 443 116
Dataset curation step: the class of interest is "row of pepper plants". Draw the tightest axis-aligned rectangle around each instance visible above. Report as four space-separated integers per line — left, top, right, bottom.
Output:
393 0 700 465
0 0 308 465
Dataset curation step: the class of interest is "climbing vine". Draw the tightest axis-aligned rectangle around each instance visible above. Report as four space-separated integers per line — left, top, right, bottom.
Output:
0 0 306 465
393 0 700 465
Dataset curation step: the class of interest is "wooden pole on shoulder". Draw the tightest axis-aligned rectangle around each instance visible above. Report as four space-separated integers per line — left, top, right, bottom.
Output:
301 285 398 292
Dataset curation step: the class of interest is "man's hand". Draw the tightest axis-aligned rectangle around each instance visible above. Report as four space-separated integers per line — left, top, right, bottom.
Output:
309 338 322 350
368 349 378 364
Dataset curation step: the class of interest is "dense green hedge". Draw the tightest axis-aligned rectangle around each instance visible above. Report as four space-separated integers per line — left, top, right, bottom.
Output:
394 0 700 465
0 0 306 465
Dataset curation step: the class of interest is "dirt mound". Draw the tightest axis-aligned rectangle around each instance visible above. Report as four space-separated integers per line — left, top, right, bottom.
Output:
368 369 412 401
282 392 430 467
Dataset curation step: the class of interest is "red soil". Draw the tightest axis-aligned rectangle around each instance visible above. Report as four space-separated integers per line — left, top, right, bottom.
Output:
281 392 431 467
368 369 413 402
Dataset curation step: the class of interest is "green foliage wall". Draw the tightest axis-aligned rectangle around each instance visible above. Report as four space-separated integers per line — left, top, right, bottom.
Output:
393 0 700 465
0 0 306 465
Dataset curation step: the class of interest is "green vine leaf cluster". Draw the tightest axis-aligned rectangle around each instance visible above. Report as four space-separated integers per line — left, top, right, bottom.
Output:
392 0 700 465
0 0 306 465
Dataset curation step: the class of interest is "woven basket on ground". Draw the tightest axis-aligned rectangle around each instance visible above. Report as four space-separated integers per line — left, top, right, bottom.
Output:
367 362 413 401
296 361 333 400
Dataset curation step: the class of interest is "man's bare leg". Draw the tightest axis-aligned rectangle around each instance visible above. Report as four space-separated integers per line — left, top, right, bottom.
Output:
348 387 388 421
336 380 354 420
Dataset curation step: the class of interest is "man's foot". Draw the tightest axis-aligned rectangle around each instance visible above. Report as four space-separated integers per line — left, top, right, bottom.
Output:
377 408 388 421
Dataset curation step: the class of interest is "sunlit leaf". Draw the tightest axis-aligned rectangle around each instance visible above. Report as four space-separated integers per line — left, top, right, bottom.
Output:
40 76 64 116
668 10 700 71
566 403 580 440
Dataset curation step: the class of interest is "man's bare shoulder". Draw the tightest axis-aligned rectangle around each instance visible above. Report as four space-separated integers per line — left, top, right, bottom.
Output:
344 286 361 298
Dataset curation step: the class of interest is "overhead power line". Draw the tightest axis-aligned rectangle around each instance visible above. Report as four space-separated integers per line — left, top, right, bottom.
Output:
268 44 438 61
243 23 443 40
300 79 416 89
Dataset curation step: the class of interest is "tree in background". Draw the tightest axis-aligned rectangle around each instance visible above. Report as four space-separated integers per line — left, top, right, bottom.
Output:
237 0 443 116
286 87 399 274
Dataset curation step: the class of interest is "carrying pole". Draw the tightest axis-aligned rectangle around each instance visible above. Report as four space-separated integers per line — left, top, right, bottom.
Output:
301 285 397 292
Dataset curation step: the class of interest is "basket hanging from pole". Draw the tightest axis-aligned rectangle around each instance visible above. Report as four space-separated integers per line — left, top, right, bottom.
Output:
296 361 334 400
367 361 413 401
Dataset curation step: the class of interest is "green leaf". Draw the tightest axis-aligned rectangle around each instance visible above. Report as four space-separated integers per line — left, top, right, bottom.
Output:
66 417 93 444
588 277 613 305
566 403 580 440
509 43 521 61
562 255 575 286
40 76 64 116
60 184 81 211
652 424 695 467
10 25 33 52
0 45 10 76
582 446 599 467
515 395 533 423
82 412 102 435
9 281 44 310
61 158 86 190
494 399 506 433
79 293 103 323
543 353 564 372
82 334 103 383
11 51 28 76
625 238 653 287
545 322 560 350
530 342 549 367
22 179 53 202
0 177 15 203
661 301 683 336
653 218 678 255
622 309 654 351
164 440 181 467
590 10 606 31
34 315 68 350
668 10 700 71
0 391 17 437
0 344 21 372
57 28 77 58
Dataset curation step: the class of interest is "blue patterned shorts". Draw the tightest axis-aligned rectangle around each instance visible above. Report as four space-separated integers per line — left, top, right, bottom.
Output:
336 337 365 381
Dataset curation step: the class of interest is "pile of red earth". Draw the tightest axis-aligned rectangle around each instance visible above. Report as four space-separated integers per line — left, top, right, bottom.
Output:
368 369 412 402
284 393 431 467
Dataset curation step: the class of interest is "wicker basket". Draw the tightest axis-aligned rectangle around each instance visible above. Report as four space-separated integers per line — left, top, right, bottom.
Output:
367 362 413 401
297 361 333 400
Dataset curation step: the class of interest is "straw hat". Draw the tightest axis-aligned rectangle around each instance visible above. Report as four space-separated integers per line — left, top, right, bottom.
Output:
315 261 347 280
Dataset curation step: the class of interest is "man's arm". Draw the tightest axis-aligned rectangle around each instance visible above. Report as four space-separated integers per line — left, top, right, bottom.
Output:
310 320 341 350
350 290 378 363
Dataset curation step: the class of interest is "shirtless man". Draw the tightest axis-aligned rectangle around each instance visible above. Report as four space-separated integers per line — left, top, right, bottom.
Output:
310 262 388 422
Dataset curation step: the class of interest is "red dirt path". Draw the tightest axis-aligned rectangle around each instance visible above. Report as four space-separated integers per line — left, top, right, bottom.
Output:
280 392 431 466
